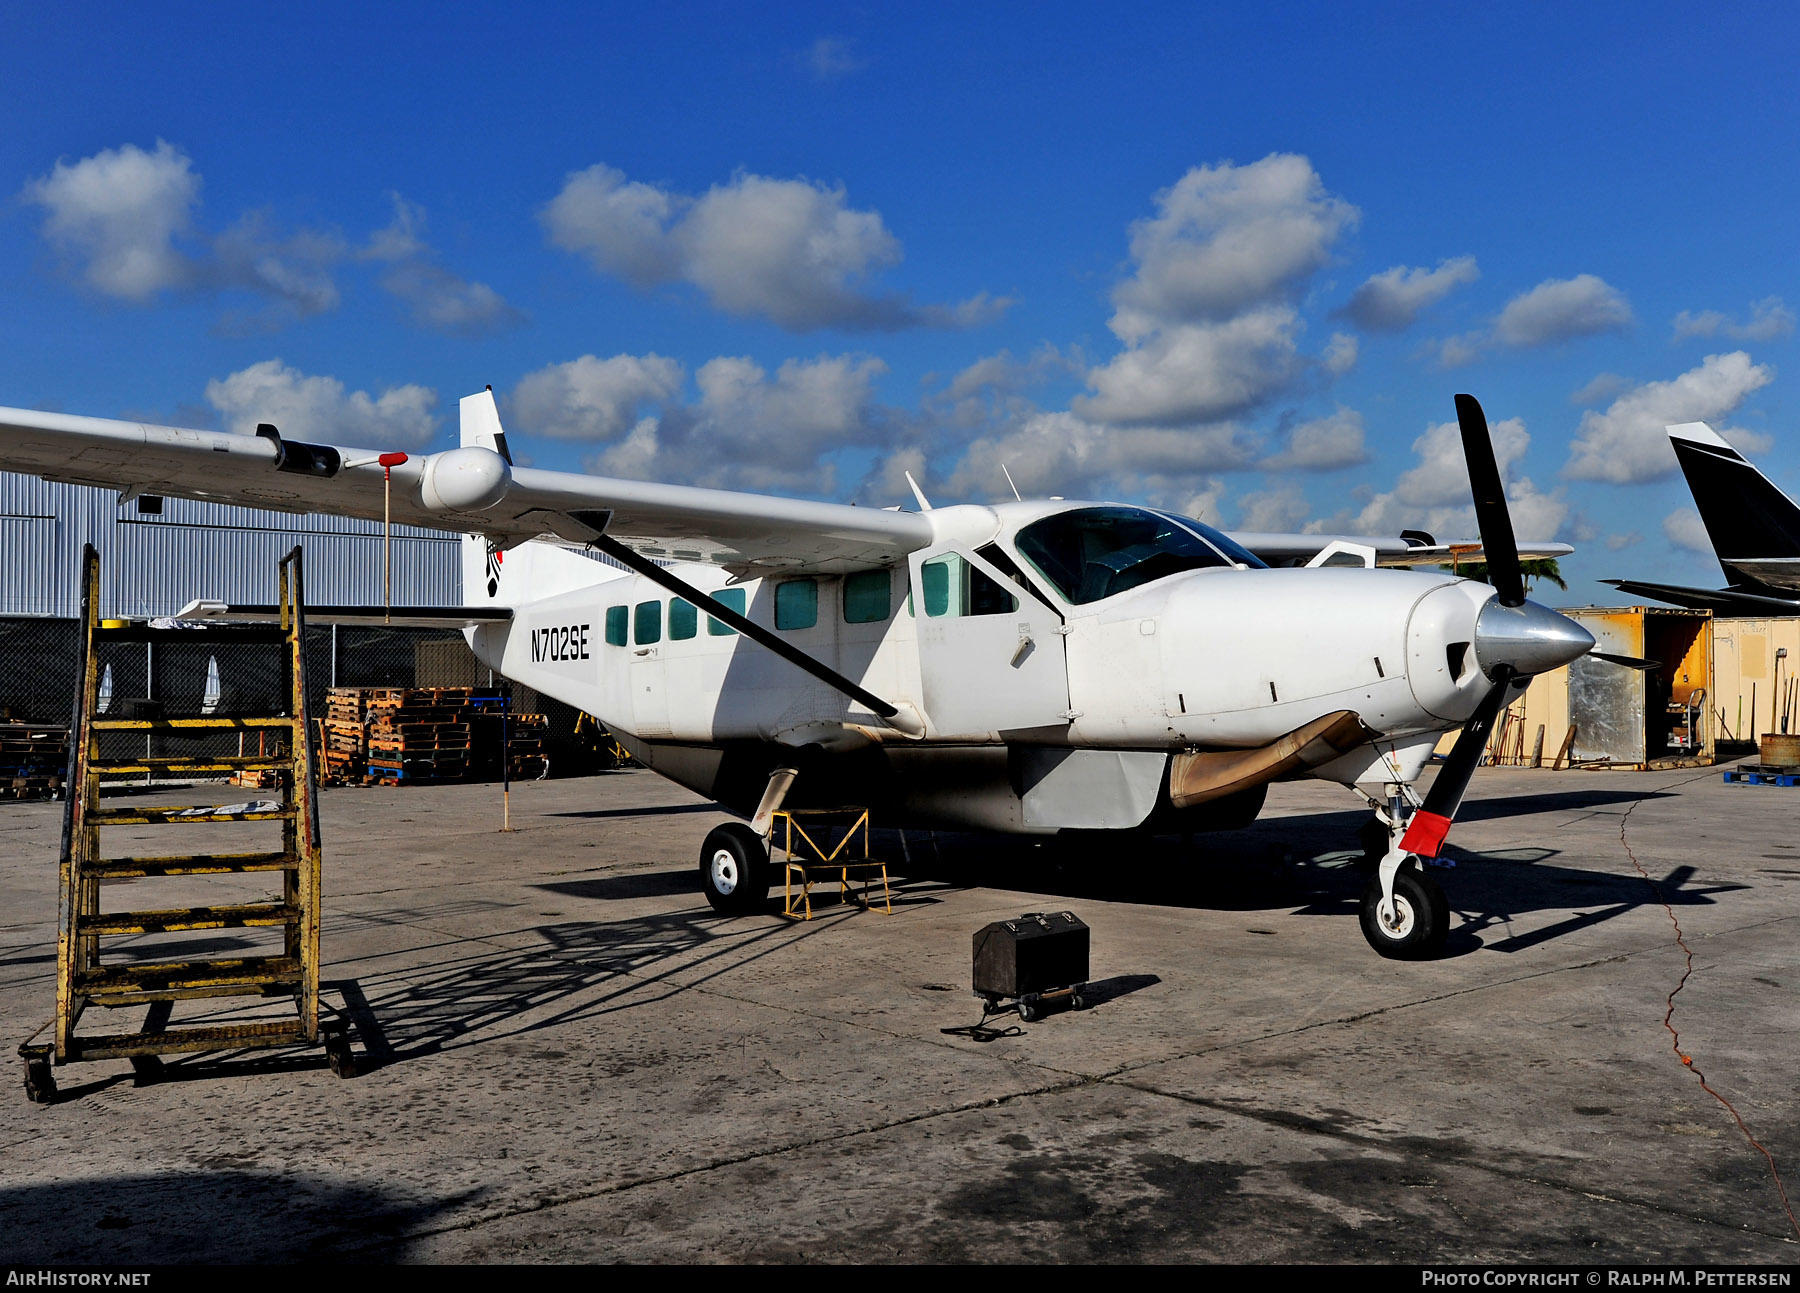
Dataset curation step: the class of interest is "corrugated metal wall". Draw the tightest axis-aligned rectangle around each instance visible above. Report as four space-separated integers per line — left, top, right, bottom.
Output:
0 472 459 618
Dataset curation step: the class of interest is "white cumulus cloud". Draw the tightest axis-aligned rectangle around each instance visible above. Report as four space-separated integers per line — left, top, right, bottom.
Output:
1672 297 1795 343
510 353 686 440
1259 406 1369 471
509 351 890 492
364 196 524 337
1494 274 1633 347
1078 155 1357 428
1663 509 1713 554
943 410 1257 503
1234 484 1312 532
24 145 517 335
205 359 439 447
1336 256 1479 332
1311 414 1567 544
541 163 1003 332
1106 154 1357 339
24 140 199 300
1563 351 1774 484
1076 308 1309 426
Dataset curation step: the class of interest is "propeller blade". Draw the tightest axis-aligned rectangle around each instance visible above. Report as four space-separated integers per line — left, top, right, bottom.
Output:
1454 393 1525 608
1400 665 1516 859
1590 651 1659 671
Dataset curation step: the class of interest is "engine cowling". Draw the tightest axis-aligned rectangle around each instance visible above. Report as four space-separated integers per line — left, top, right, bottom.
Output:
418 446 511 512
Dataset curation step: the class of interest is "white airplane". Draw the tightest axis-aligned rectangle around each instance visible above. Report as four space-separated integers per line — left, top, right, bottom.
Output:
0 392 1595 958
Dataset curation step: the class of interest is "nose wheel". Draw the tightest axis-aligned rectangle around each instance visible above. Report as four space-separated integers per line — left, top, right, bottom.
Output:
1359 863 1448 959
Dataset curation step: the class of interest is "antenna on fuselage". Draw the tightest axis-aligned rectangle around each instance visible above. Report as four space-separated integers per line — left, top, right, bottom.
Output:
904 470 933 512
1001 463 1022 501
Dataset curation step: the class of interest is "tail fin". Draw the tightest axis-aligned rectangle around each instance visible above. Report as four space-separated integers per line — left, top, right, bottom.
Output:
459 389 624 608
460 386 513 462
1670 421 1800 593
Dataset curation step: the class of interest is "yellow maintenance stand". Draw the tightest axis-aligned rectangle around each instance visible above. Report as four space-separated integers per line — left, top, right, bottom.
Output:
19 545 349 1102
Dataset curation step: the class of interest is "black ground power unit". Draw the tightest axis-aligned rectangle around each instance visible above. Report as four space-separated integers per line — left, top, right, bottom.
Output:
972 911 1090 1020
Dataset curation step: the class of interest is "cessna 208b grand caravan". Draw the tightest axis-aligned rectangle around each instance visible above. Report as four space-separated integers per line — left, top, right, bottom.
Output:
0 392 1594 958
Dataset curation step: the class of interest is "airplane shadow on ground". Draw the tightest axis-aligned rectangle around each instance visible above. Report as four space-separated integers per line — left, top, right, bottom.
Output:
0 1171 476 1263
58 786 1728 1094
872 785 1741 962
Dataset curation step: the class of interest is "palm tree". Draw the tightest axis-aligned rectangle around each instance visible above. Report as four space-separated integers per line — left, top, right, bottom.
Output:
1441 558 1567 595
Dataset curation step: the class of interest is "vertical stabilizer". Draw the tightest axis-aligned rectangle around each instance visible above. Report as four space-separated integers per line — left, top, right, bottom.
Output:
1669 421 1800 595
457 389 622 608
460 387 512 462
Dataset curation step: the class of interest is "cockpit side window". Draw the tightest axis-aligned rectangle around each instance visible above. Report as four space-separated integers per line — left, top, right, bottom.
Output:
1014 506 1264 605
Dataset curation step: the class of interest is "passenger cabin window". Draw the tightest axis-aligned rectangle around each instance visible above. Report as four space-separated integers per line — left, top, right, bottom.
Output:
843 569 890 624
920 554 1017 617
604 605 628 647
775 579 817 630
634 600 661 645
707 587 745 635
669 598 697 641
1014 506 1266 605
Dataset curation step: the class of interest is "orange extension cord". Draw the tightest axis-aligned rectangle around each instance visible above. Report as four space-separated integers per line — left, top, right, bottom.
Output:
1618 782 1799 1241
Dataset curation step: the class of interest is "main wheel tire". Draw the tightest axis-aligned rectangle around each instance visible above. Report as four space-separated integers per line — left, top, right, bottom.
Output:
700 823 771 915
1359 864 1449 960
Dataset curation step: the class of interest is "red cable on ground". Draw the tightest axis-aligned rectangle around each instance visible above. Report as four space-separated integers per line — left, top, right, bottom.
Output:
1618 786 1800 1241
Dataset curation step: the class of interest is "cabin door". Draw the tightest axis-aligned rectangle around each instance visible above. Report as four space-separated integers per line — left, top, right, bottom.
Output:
905 544 1069 736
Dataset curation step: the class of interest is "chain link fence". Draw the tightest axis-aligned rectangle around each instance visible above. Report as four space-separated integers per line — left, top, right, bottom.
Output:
0 617 598 792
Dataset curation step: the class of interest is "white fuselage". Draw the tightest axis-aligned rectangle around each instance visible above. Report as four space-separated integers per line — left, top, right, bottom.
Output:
464 502 1504 835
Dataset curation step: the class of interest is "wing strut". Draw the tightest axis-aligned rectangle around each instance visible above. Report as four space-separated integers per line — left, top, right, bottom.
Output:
586 534 922 736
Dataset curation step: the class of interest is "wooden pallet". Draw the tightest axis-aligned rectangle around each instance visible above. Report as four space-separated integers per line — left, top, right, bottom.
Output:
1724 764 1800 787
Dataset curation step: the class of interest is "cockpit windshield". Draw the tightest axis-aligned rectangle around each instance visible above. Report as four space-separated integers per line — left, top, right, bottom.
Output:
1013 506 1266 605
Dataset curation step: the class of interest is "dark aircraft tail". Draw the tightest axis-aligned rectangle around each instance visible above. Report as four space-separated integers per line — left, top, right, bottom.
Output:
1669 421 1800 596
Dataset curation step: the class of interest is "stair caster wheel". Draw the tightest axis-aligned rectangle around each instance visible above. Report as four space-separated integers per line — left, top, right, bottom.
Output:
323 1024 358 1078
21 1049 56 1105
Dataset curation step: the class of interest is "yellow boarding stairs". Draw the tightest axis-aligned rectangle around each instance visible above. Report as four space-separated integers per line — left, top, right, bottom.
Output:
775 807 892 920
19 545 351 1102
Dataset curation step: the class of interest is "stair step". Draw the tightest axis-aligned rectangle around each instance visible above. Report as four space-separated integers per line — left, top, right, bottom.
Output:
79 902 299 936
90 717 296 732
88 851 295 879
90 755 290 775
70 1019 310 1060
76 955 302 996
90 805 293 826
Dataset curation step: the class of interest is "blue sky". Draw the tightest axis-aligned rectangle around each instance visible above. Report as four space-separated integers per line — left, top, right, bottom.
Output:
3 2 1796 605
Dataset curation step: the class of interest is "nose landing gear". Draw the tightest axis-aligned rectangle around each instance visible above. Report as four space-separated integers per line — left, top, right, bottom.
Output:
1359 862 1449 959
1354 782 1451 959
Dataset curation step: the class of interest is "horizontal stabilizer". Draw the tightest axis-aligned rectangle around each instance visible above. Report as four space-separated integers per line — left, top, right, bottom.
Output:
175 600 513 629
1599 579 1800 614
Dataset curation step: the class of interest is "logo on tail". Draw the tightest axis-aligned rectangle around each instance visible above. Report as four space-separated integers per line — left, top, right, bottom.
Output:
485 541 504 598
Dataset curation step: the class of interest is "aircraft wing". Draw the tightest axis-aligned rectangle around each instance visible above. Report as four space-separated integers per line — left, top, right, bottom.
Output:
1601 578 1800 614
172 601 515 629
1234 531 1574 568
0 404 934 575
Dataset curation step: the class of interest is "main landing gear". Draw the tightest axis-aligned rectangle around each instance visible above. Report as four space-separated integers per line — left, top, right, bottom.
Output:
699 765 795 915
700 823 772 914
1354 783 1450 960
